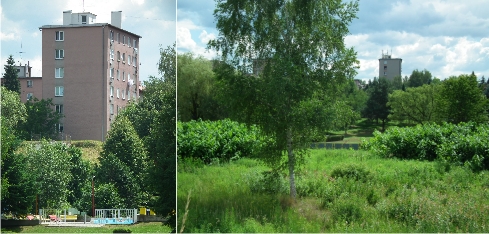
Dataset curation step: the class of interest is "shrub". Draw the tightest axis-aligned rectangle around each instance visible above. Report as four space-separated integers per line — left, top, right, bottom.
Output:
326 135 344 142
113 228 132 233
177 119 273 163
363 122 489 171
330 164 371 182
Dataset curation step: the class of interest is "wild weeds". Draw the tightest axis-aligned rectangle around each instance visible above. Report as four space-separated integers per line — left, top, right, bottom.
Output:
178 149 489 232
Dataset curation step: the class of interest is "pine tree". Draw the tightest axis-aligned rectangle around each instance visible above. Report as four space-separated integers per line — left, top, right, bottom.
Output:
3 55 21 94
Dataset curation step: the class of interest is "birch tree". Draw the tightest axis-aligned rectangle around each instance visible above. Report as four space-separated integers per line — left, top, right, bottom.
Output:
209 0 359 198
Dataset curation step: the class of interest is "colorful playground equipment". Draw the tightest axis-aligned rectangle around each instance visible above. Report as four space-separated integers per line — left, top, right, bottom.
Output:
92 209 138 225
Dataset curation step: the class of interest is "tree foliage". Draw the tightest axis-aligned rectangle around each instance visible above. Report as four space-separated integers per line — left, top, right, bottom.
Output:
177 52 224 121
388 84 439 124
364 77 391 131
146 44 176 225
25 141 74 209
209 0 359 198
1 86 26 131
436 74 489 123
117 43 176 225
407 69 432 88
98 115 148 209
1 140 37 215
18 97 63 140
3 55 21 93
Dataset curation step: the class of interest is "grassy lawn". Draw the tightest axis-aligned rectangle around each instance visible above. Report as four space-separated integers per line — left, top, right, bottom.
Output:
1 222 172 233
71 140 103 164
178 149 489 232
324 118 416 144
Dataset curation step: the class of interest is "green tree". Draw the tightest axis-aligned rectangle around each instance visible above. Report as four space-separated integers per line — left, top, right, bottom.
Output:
407 69 432 88
364 77 390 131
177 52 223 121
388 84 439 124
1 148 37 215
146 44 176 226
1 86 27 204
391 75 403 90
67 147 93 211
18 97 63 140
209 0 359 198
3 55 21 93
26 141 73 209
1 86 27 130
98 115 148 209
436 74 489 123
118 44 176 224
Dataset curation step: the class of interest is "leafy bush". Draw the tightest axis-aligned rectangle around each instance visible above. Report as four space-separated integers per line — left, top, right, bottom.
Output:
330 164 371 182
178 119 273 163
326 135 344 142
113 228 132 233
362 122 489 171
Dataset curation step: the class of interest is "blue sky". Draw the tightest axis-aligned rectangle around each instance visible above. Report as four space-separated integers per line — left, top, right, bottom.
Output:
177 0 489 81
1 0 176 81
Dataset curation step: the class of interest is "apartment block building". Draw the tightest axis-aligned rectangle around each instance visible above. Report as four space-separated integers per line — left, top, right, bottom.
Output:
39 10 141 141
378 52 402 80
1 62 43 102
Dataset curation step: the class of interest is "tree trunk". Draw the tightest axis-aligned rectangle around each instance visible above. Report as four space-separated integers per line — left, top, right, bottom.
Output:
286 128 297 199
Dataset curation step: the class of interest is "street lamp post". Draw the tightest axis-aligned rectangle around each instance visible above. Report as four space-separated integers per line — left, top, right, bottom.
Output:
92 176 95 218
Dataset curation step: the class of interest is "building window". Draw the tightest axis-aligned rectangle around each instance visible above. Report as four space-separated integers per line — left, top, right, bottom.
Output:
128 37 131 47
55 123 63 133
55 31 64 41
110 86 114 97
127 89 130 100
122 53 125 63
117 88 120 98
55 49 64 59
122 71 125 81
55 104 64 114
27 93 33 100
110 68 114 78
117 51 121 61
384 65 387 70
117 70 120 80
127 73 130 82
55 86 64 96
117 33 120 43
81 15 87 24
122 89 125 100
27 80 33 87
384 61 387 65
133 39 137 48
110 49 114 60
123 35 125 45
55 68 64 78
128 55 131 66
110 30 114 41
384 72 387 76
110 104 114 115
133 57 137 67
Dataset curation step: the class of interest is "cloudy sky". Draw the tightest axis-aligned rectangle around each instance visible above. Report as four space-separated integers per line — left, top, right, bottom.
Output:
177 0 489 81
1 0 176 81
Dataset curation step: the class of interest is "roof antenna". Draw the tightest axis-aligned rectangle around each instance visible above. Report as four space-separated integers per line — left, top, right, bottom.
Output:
18 41 26 65
83 0 85 12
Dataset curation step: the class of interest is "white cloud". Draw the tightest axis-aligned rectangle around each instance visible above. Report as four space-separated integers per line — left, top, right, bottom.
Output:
177 19 202 30
177 27 197 51
1 32 17 41
199 30 215 44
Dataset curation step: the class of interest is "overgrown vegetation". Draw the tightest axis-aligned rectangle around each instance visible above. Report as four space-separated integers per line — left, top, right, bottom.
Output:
177 149 489 232
177 119 273 163
362 122 489 171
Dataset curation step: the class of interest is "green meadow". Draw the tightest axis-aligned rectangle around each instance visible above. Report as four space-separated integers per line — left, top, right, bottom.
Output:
177 149 489 233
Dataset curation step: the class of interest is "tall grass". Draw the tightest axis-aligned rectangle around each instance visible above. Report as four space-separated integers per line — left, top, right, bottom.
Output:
178 149 489 232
